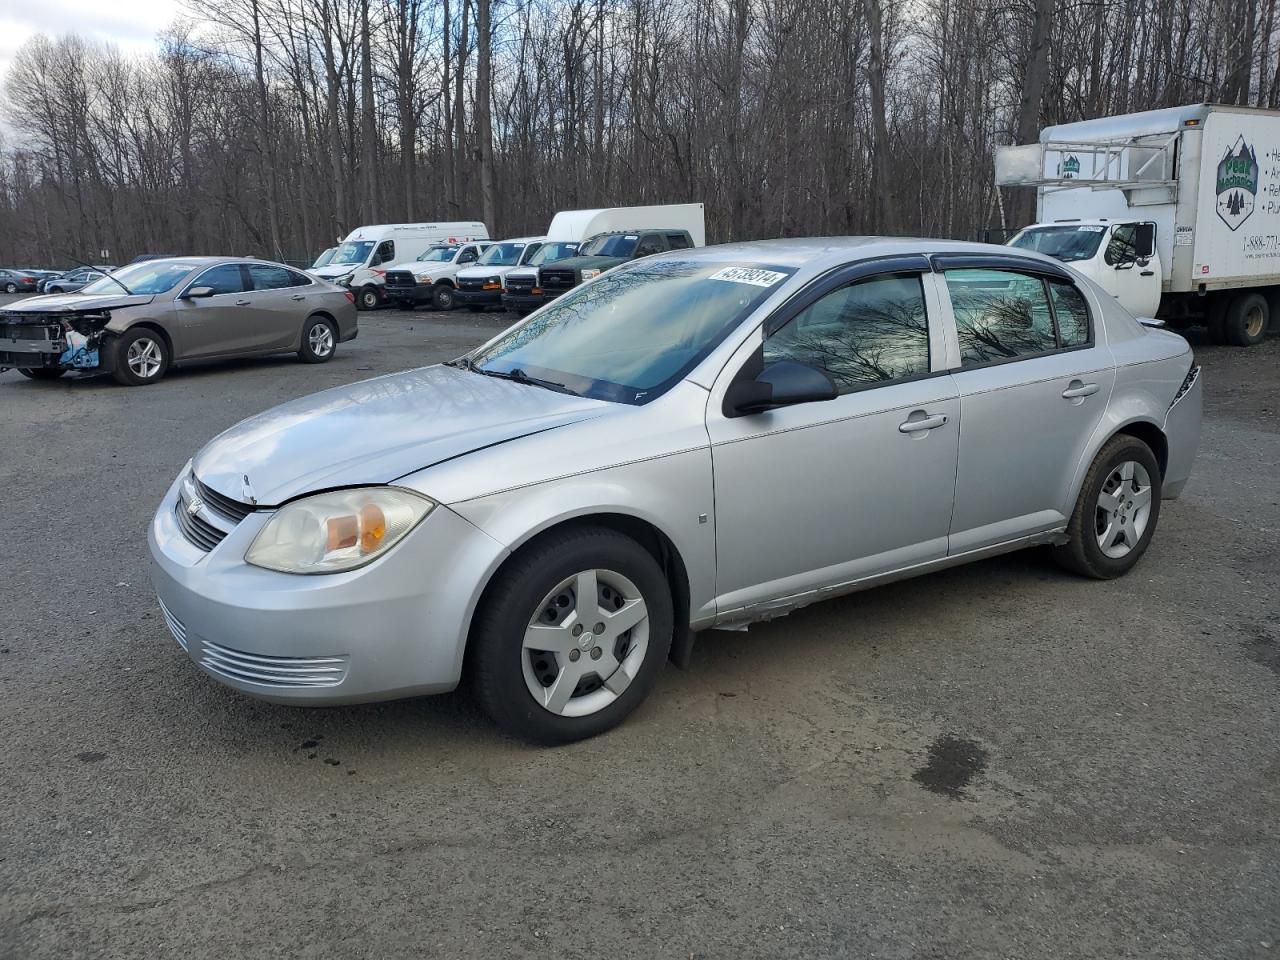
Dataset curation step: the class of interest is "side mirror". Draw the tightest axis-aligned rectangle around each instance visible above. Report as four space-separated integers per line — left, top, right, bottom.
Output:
725 360 838 417
184 286 215 299
1135 222 1156 260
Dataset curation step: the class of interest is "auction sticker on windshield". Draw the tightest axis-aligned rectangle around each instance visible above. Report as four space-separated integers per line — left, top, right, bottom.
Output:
708 267 788 286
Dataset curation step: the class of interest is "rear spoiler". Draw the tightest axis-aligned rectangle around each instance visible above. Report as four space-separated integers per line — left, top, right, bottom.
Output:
1137 317 1165 329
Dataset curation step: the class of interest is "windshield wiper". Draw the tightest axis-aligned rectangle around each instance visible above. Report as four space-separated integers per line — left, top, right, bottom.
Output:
477 364 577 395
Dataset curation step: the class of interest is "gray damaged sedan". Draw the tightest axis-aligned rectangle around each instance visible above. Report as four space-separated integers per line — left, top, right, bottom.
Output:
1 257 357 385
150 238 1202 743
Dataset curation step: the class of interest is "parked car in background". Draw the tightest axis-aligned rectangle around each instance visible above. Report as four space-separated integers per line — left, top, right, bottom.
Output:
382 240 493 310
147 238 1201 743
310 222 489 310
125 254 177 265
502 241 581 314
1 257 356 386
0 269 42 294
455 237 545 312
310 247 337 270
44 266 116 294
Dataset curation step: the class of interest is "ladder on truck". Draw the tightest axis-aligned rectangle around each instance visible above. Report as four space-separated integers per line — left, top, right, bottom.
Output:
994 131 1179 206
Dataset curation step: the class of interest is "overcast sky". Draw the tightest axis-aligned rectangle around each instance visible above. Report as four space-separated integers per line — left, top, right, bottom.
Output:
0 0 179 85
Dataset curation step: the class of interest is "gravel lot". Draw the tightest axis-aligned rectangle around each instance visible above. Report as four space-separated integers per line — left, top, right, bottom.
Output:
1 296 1278 959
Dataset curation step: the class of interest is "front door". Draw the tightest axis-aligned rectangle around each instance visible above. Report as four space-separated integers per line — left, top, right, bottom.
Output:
174 263 257 358
937 262 1116 553
706 261 960 617
1096 223 1161 317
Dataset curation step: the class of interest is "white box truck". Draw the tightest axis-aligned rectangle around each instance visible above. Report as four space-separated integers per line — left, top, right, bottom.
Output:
996 103 1280 345
309 222 488 310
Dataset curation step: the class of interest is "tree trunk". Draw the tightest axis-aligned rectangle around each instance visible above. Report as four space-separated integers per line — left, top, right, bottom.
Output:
865 0 895 234
476 0 496 230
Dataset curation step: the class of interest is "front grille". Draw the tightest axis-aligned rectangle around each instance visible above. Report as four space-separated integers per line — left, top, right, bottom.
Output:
157 597 188 651
1 322 61 340
199 639 349 688
538 268 577 288
506 276 534 293
384 270 416 289
194 478 253 522
458 278 485 292
175 501 227 552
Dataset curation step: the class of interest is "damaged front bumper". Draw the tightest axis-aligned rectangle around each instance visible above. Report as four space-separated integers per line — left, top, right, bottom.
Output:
0 311 110 374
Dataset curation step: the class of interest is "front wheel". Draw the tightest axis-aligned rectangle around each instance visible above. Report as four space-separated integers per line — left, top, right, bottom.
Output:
431 284 457 311
110 327 170 386
4 282 16 294
1053 434 1162 579
298 316 337 363
472 527 674 744
18 367 65 381
356 286 381 311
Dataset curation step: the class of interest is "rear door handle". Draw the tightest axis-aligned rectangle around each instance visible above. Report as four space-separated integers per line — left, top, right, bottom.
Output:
290 294 306 301
1062 380 1100 400
235 299 251 306
899 412 949 434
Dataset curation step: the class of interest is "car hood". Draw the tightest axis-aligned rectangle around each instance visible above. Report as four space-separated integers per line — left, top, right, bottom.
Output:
541 255 624 273
192 364 609 506
310 264 359 280
456 265 513 281
2 292 156 313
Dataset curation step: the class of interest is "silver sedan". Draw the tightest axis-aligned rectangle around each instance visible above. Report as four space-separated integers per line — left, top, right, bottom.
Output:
1 257 357 385
150 238 1202 742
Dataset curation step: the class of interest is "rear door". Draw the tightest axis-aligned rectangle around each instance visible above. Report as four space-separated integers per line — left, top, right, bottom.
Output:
934 255 1116 553
246 264 316 351
173 263 256 358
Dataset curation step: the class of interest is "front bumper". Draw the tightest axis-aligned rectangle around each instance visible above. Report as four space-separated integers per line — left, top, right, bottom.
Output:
148 472 509 704
455 288 503 307
1161 364 1202 500
502 292 549 313
386 285 431 304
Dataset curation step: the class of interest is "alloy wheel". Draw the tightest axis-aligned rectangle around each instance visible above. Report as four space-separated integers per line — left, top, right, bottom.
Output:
1095 460 1153 559
127 337 163 379
308 322 334 357
521 568 649 717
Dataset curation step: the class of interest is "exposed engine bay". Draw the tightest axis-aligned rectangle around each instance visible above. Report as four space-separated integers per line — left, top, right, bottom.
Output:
0 309 112 374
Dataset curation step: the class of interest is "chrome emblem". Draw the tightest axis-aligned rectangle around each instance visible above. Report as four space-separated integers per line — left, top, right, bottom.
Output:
186 497 203 517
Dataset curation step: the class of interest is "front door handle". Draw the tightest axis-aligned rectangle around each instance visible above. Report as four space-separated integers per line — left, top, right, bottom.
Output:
1062 380 1100 400
899 411 949 434
235 299 251 306
1139 270 1155 277
290 294 306 301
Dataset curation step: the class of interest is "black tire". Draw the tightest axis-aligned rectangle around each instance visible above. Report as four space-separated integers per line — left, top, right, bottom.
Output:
1223 291 1269 347
297 315 337 363
110 327 170 386
472 527 674 744
356 286 381 311
1204 295 1228 345
1053 434 1162 579
18 367 65 381
4 282 16 294
431 284 457 311
47 286 64 295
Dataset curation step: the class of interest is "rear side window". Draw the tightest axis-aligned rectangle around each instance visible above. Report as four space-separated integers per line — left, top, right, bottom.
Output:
945 269 1057 365
192 264 246 295
1049 280 1091 346
635 235 665 257
764 273 931 393
665 233 692 250
249 264 309 290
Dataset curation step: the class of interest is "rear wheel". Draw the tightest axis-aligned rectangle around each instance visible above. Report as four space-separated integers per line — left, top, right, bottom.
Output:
18 367 65 381
1053 434 1162 579
110 327 170 386
298 315 337 363
431 284 457 311
472 527 674 744
1223 291 1268 347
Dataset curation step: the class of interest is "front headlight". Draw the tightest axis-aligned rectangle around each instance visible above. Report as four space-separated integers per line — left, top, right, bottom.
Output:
416 275 433 285
334 273 354 286
246 487 434 574
580 269 601 280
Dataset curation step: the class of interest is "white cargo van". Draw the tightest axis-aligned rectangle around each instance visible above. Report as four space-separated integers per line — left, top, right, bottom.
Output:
501 204 705 314
310 222 488 310
997 103 1280 345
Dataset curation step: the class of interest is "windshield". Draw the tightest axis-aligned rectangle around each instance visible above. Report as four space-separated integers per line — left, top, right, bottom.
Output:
417 245 459 262
80 260 196 295
579 234 638 258
311 248 336 269
529 242 579 266
469 259 794 404
330 241 375 266
1009 225 1105 263
478 242 525 266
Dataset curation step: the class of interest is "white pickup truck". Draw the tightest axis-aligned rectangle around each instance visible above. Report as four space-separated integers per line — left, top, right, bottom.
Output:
998 102 1280 346
381 240 493 311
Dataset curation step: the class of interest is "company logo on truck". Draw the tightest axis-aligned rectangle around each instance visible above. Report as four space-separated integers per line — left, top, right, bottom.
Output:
1059 155 1080 178
1215 135 1259 231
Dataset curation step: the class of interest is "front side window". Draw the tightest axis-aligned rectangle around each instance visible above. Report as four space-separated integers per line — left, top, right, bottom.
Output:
470 259 794 404
249 264 309 290
458 246 480 264
946 269 1086 366
191 264 246 296
635 235 665 257
81 261 197 295
372 240 395 266
764 273 931 393
1104 225 1138 266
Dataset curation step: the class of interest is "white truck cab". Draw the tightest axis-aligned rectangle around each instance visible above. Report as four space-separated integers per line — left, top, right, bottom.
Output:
310 222 488 310
454 237 546 312
1009 219 1162 318
382 240 493 311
